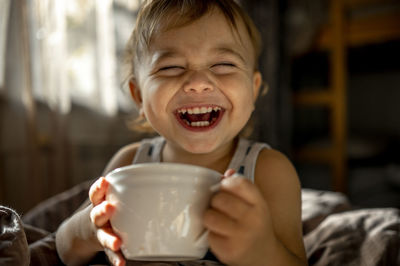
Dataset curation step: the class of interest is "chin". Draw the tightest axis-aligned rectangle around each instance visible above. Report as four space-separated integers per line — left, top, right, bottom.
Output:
179 139 219 154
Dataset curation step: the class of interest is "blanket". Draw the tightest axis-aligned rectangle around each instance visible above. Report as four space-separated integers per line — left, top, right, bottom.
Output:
1 181 400 265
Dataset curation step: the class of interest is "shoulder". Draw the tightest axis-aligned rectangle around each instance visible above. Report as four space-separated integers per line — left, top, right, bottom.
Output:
253 148 302 217
254 148 300 196
254 148 306 260
102 142 142 175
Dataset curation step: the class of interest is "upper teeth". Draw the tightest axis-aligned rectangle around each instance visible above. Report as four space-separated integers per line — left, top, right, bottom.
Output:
178 106 221 115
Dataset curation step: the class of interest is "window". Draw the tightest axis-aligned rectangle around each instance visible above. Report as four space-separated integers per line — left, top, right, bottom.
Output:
0 0 11 91
26 0 141 115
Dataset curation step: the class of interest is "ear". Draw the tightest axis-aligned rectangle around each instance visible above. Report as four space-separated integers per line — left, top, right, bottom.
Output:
129 79 143 107
252 71 262 102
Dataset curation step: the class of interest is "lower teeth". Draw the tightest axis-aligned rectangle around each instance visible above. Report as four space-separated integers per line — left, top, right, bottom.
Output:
180 109 220 128
190 121 210 127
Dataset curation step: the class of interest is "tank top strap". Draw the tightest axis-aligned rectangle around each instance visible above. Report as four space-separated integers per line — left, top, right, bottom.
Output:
132 136 165 164
227 138 270 182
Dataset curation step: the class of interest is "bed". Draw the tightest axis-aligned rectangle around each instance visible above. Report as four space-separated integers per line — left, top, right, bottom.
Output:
1 181 399 265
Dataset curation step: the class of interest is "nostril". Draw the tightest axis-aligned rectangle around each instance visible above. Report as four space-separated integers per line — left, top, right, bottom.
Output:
185 85 213 93
182 71 214 93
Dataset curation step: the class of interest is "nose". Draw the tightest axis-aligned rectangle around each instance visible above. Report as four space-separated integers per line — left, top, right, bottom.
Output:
183 70 214 93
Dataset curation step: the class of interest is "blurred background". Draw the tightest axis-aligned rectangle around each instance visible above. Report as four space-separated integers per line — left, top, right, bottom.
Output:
0 0 399 214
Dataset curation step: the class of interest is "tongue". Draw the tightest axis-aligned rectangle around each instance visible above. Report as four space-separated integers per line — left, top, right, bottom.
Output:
186 113 211 122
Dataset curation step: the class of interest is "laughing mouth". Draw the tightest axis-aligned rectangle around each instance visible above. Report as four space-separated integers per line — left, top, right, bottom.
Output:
175 106 224 129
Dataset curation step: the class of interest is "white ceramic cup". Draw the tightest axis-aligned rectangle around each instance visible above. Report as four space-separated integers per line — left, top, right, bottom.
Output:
105 163 221 261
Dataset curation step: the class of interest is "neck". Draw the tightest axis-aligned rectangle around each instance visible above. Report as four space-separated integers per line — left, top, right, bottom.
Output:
161 138 238 174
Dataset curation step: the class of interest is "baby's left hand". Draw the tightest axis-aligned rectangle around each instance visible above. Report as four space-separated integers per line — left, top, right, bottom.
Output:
203 169 275 266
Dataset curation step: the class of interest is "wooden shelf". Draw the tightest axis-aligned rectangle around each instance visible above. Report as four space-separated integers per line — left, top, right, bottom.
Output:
293 0 348 192
315 10 400 49
295 146 336 163
295 141 347 191
293 90 334 106
292 0 399 192
344 0 399 8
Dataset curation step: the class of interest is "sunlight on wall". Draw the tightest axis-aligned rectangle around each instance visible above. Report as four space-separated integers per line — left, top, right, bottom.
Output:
0 0 10 90
27 0 141 116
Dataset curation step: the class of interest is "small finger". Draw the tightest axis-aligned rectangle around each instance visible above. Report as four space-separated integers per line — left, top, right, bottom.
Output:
97 226 122 252
105 248 126 266
90 201 116 227
204 208 237 237
220 176 262 205
207 232 232 262
211 191 250 220
89 177 109 206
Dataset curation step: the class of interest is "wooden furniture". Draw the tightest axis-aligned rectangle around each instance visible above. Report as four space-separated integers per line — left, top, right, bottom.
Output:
293 0 400 192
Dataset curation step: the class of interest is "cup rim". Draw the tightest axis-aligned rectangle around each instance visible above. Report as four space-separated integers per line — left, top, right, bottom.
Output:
106 162 222 182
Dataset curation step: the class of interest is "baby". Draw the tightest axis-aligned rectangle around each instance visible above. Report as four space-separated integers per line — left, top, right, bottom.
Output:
55 0 307 265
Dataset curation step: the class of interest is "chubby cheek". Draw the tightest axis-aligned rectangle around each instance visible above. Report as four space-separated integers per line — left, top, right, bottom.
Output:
140 91 161 123
141 82 177 131
142 104 172 137
142 80 168 112
224 78 255 117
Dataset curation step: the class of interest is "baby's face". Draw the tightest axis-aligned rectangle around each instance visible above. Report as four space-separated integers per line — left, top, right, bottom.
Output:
133 9 261 154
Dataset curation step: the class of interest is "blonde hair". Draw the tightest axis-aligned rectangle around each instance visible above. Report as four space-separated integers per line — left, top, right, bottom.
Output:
123 0 262 132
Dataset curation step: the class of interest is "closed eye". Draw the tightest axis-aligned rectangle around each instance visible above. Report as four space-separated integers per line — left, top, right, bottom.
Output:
157 66 185 76
159 65 185 71
210 62 236 74
212 63 235 67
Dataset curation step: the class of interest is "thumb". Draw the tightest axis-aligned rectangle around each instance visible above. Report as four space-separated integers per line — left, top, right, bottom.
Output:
89 177 109 206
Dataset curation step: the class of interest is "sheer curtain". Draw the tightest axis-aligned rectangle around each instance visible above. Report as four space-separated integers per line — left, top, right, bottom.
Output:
27 0 139 116
0 0 10 91
0 0 141 212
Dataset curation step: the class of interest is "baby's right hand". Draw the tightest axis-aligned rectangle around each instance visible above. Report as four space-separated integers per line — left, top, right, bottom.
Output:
89 177 126 266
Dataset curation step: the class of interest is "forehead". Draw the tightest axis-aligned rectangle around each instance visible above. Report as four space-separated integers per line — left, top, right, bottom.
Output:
147 9 255 63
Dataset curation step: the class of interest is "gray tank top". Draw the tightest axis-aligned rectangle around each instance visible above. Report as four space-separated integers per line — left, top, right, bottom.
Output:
132 136 270 182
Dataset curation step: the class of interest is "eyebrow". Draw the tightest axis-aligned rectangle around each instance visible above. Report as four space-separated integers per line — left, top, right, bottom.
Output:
212 46 246 65
151 49 182 66
151 46 247 66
